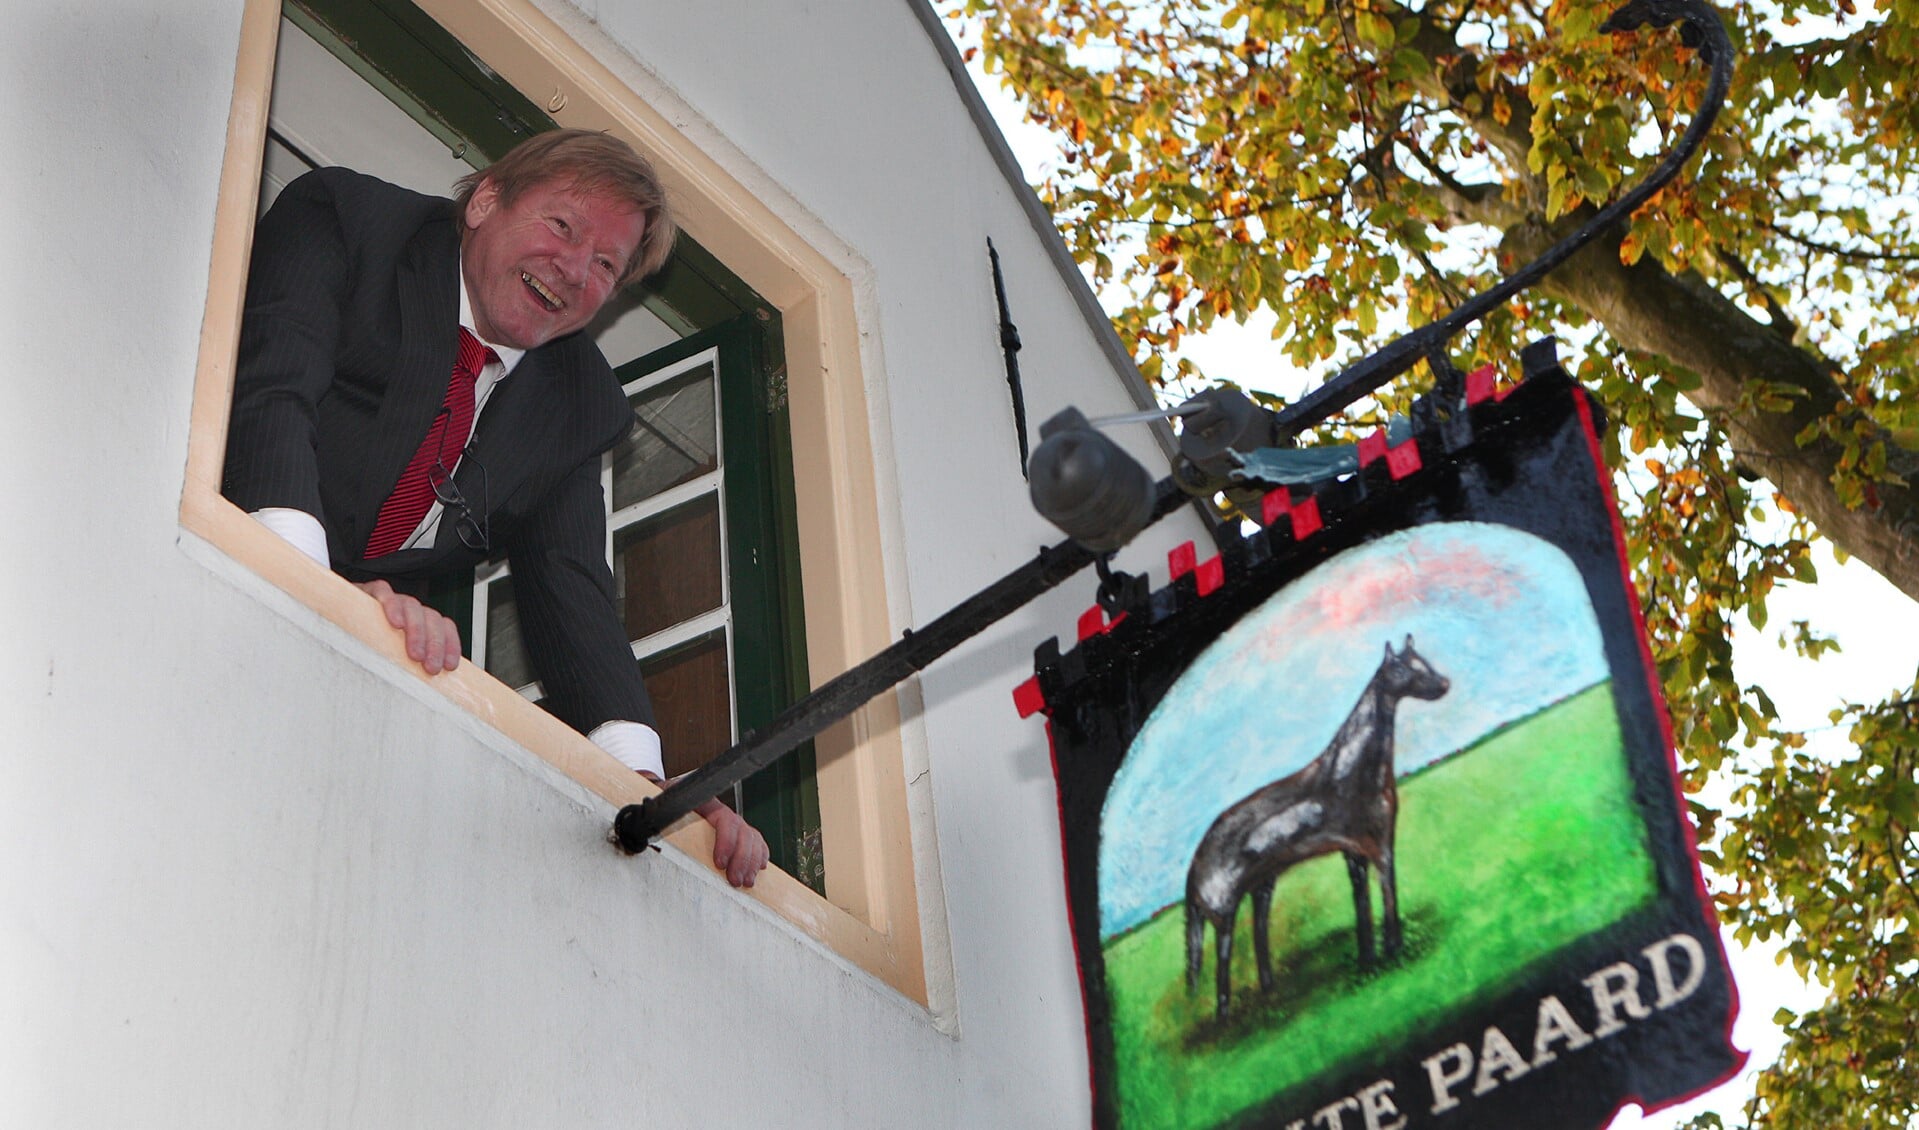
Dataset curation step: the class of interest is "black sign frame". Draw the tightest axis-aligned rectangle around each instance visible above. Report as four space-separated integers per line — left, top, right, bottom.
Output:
1017 369 1743 1130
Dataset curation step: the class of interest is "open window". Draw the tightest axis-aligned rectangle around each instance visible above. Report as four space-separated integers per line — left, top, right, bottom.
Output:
184 0 927 1001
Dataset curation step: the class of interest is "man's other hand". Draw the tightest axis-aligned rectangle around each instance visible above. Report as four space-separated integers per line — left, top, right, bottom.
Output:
355 579 462 674
639 772 771 887
697 798 771 888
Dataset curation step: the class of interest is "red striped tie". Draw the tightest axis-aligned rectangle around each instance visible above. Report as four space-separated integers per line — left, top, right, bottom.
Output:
364 328 495 558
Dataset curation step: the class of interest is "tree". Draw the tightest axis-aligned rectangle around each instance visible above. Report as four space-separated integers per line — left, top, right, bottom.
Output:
953 0 1919 1124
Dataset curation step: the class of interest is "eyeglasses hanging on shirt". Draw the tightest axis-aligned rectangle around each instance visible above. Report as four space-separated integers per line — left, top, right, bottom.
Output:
427 427 489 553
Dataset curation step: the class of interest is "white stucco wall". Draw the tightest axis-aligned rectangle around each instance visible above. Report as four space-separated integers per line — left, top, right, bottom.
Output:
0 2 1206 1126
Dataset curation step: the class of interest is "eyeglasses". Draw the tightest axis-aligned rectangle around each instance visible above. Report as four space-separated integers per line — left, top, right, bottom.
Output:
425 408 490 552
428 450 489 551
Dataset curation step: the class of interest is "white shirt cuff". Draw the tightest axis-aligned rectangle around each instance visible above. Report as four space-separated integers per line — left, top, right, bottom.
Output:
589 720 665 779
251 507 330 569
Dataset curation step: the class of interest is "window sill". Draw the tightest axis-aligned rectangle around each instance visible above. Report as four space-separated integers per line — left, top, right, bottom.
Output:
177 491 920 995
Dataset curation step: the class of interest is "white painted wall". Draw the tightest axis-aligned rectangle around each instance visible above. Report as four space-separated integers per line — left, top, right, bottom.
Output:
0 1 1206 1126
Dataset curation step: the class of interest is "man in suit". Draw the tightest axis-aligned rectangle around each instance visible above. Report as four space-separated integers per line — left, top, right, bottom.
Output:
224 129 768 886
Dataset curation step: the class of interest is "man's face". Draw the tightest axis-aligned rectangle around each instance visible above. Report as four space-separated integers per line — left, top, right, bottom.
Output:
460 176 646 350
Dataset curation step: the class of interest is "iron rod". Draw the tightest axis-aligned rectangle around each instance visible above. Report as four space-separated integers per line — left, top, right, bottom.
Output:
611 480 1188 851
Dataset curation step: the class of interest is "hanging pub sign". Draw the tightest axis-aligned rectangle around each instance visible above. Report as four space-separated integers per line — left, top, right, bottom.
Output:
1013 365 1743 1130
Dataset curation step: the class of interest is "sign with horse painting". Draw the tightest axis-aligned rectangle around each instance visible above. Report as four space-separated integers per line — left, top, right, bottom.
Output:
1014 367 1742 1129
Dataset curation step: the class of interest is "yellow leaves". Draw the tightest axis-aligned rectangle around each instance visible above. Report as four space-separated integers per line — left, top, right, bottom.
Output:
1354 10 1394 49
1667 466 1705 490
1558 2 1602 43
1575 159 1613 202
1492 91 1512 127
1619 229 1646 266
1774 491 1799 516
1547 175 1577 220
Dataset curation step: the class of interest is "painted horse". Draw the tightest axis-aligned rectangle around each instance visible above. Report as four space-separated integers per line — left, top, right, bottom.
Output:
1184 636 1449 1021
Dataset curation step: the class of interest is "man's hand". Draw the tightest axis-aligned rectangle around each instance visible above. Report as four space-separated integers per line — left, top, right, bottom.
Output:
697 797 771 888
355 579 462 674
640 772 770 887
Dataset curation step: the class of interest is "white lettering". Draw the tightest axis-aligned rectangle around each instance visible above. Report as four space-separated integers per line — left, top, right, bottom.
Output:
1643 933 1707 1010
1423 1043 1475 1114
1312 1096 1359 1129
1472 1025 1533 1095
1583 961 1651 1037
1531 994 1594 1067
1356 1079 1408 1130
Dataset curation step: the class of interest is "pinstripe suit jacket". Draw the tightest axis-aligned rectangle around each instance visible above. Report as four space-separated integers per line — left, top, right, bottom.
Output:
222 166 654 735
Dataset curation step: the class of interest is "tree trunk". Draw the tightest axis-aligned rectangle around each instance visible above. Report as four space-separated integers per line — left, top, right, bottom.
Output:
1498 215 1919 603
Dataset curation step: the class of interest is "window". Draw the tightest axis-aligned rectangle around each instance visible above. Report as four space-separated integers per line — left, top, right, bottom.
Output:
266 0 824 887
183 0 931 1003
476 321 822 889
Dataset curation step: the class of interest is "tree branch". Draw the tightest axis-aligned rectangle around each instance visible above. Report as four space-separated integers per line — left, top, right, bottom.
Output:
1712 241 1798 339
1397 139 1524 227
1392 5 1538 176
1498 212 1919 603
1760 218 1919 264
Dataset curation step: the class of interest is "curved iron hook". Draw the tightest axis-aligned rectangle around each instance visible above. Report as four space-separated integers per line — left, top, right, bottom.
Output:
1270 0 1733 437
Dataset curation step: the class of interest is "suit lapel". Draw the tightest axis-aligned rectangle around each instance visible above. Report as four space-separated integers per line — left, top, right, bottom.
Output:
353 219 462 544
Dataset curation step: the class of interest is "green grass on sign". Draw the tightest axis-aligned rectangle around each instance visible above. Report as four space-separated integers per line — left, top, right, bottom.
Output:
1101 683 1657 1130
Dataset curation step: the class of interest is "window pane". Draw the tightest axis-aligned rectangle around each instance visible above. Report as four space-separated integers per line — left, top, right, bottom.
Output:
612 362 719 511
640 629 733 781
484 575 534 690
614 493 723 642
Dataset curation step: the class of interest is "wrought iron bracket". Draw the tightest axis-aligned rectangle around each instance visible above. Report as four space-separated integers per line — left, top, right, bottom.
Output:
609 0 1732 856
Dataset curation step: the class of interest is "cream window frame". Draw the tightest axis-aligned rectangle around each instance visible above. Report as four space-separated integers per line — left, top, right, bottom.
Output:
180 0 926 1004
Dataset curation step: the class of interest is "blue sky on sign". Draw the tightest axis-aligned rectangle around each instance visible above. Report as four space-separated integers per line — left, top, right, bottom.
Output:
1098 522 1609 939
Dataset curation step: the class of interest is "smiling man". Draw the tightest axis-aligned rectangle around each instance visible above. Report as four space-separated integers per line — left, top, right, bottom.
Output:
223 130 769 887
